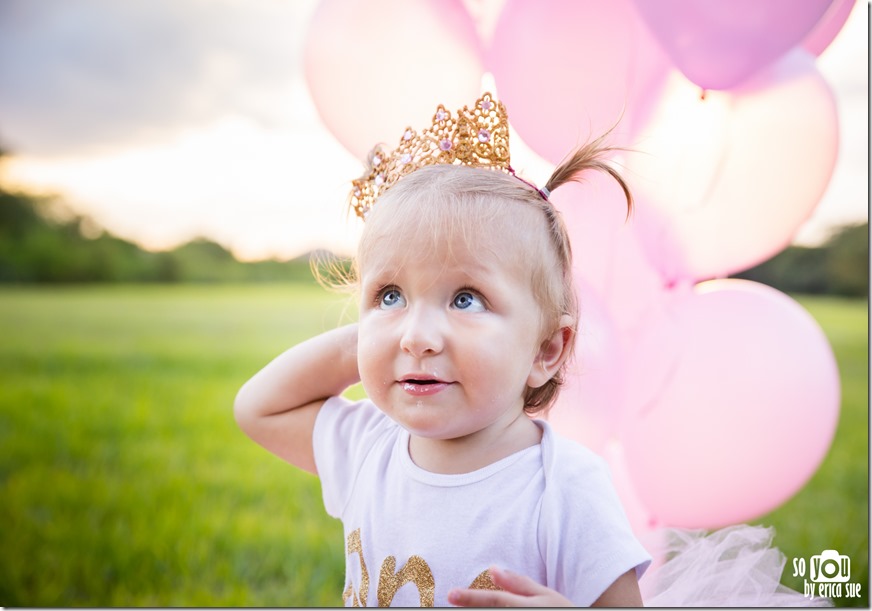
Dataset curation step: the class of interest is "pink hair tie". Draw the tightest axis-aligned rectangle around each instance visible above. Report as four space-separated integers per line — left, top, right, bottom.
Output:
508 166 550 202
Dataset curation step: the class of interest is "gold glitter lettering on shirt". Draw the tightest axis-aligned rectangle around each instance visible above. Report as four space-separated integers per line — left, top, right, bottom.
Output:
342 528 370 607
340 527 504 606
377 555 435 607
469 568 502 591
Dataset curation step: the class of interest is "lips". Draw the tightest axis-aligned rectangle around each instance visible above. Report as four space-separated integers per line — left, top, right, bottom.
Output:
399 375 451 396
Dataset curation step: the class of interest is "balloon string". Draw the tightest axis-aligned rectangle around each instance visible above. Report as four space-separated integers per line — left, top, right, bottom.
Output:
633 305 685 420
690 96 735 214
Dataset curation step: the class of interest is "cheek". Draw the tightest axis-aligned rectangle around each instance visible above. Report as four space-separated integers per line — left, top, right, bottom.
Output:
356 322 392 394
463 340 532 395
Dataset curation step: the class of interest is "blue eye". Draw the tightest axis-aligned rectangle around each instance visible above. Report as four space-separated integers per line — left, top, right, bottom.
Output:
452 291 485 312
379 288 405 309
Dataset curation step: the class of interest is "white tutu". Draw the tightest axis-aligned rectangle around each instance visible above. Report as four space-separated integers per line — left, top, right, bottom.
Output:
639 525 832 607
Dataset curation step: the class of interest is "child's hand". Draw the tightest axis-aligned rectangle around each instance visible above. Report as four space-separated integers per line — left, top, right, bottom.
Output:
447 566 573 607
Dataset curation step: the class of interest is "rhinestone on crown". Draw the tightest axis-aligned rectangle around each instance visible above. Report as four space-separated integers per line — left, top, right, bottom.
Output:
349 93 511 219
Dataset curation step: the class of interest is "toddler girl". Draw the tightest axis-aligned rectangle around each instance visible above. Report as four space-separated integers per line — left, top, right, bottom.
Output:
234 93 650 606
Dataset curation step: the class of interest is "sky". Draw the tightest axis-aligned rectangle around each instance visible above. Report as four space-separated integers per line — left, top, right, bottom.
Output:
0 0 867 262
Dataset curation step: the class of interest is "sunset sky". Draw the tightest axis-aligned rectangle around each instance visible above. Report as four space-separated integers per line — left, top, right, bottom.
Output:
0 0 867 262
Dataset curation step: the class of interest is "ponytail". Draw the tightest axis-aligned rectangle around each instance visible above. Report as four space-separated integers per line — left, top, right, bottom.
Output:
542 130 633 219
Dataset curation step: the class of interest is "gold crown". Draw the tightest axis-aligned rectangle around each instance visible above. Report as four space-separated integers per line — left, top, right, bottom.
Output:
350 92 511 219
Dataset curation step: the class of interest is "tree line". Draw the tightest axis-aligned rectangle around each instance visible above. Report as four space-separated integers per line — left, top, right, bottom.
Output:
0 183 866 295
733 222 868 297
0 188 314 283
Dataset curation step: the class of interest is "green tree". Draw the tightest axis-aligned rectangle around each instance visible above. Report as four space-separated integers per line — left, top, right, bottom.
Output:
734 223 868 296
826 223 869 296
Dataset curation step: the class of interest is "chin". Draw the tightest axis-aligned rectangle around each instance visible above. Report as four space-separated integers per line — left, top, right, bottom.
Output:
396 413 458 440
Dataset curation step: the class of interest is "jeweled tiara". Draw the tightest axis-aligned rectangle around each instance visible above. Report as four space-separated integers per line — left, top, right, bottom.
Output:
349 93 518 219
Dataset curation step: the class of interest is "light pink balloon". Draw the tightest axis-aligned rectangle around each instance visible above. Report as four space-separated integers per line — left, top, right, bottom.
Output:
551 176 668 352
303 0 484 161
616 277 686 435
487 0 671 165
802 0 856 56
545 174 668 455
626 49 839 283
552 178 629 296
545 281 625 454
622 279 840 529
632 0 833 90
600 441 658 540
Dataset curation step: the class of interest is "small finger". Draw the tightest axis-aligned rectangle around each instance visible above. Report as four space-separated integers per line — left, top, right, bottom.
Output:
489 565 546 597
447 587 524 607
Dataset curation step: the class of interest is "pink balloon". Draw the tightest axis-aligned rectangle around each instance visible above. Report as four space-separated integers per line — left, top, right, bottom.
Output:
802 0 856 56
487 0 671 164
303 0 484 160
622 280 840 529
545 175 669 455
632 0 833 90
616 278 685 434
551 176 667 351
600 441 658 540
626 49 839 283
545 281 625 454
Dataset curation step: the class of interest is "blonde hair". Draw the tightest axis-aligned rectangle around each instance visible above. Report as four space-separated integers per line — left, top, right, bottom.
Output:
319 133 632 414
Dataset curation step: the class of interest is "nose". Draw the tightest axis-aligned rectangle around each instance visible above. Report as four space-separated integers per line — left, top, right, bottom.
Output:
399 305 444 358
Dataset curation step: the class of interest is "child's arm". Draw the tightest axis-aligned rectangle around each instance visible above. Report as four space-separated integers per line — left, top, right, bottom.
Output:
591 569 643 607
234 324 359 475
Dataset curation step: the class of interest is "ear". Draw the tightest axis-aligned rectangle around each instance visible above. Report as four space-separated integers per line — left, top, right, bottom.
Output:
527 315 575 389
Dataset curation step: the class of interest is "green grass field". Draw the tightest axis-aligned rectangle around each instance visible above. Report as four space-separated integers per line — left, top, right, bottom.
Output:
0 284 867 606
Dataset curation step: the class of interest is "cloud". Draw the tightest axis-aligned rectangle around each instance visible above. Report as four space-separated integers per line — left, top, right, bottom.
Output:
0 0 316 156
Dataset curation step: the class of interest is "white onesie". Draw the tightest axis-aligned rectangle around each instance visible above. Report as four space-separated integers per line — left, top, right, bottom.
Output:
312 396 650 606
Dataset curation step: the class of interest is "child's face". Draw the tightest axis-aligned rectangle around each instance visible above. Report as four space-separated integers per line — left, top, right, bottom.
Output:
357 228 547 442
